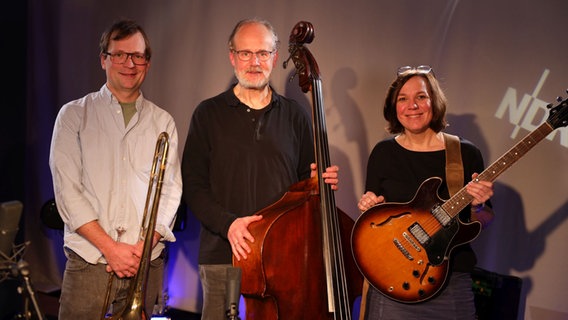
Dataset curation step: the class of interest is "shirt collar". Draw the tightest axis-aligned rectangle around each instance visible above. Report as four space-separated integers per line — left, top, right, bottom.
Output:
100 84 144 111
226 83 280 110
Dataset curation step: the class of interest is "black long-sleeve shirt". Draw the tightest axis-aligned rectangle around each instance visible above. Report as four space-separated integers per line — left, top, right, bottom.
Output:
182 85 314 264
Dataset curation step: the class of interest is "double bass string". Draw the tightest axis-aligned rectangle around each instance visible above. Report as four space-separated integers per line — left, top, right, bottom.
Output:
312 74 352 318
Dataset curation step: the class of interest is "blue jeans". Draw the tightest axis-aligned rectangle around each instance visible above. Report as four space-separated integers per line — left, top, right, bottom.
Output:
58 248 164 320
364 272 476 320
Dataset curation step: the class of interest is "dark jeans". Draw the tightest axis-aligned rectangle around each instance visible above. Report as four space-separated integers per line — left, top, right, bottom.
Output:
58 248 164 320
364 272 476 320
199 264 233 320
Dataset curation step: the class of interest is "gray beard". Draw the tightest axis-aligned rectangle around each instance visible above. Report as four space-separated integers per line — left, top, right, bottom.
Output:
235 72 269 90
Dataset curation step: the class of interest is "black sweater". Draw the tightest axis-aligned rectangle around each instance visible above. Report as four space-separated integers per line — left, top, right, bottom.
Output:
182 85 314 264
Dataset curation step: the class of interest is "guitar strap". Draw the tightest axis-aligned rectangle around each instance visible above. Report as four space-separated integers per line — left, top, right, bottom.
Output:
443 132 464 197
358 133 464 320
358 279 369 320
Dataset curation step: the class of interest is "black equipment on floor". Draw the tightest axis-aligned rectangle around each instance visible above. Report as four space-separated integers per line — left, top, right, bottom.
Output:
1 200 46 320
472 267 523 320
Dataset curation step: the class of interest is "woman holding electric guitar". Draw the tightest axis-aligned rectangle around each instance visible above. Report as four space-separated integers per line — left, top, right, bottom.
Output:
355 66 495 319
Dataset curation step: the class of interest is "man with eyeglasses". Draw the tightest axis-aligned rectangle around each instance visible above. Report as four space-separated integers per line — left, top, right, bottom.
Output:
182 18 339 319
49 19 182 319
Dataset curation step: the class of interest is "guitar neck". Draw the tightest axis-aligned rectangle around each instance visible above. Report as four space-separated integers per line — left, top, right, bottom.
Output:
442 121 554 217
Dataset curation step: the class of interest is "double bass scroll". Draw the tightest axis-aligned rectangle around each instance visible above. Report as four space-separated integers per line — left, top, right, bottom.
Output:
282 21 317 94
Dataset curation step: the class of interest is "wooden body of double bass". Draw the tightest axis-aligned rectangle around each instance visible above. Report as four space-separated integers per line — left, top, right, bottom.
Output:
233 176 362 319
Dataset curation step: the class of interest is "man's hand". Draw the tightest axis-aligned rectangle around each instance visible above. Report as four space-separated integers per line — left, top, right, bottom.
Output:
311 163 340 190
228 215 263 261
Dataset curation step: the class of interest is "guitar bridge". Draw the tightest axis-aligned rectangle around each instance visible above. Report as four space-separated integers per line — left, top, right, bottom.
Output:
393 238 414 260
403 231 422 252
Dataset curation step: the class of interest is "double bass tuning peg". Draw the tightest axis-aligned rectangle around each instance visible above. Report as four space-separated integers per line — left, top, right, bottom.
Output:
282 45 299 70
287 71 298 83
283 57 291 69
282 50 300 83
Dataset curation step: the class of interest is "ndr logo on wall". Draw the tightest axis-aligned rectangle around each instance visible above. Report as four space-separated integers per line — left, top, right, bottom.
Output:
495 69 568 149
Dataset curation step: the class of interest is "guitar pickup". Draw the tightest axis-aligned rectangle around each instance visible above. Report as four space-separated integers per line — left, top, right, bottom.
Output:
431 205 452 227
409 222 430 246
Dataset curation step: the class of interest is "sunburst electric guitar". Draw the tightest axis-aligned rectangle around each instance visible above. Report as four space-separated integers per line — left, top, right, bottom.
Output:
351 95 568 303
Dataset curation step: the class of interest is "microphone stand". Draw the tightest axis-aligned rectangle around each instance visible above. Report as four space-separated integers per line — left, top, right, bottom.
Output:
14 259 46 320
226 303 240 320
225 267 241 320
1 242 46 320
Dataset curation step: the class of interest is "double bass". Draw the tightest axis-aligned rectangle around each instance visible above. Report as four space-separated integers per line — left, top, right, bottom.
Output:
232 21 363 319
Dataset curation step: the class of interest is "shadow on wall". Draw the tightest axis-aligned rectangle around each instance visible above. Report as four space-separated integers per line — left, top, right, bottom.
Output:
283 66 371 219
282 61 367 318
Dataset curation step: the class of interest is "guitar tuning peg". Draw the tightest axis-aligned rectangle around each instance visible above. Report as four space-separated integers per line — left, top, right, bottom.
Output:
546 103 553 109
556 96 563 102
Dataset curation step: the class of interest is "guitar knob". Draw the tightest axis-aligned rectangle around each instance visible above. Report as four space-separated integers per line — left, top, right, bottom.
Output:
402 282 410 290
428 276 436 284
412 270 420 278
418 289 425 296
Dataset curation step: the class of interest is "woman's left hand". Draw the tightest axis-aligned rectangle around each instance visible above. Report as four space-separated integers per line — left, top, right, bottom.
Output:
466 173 494 206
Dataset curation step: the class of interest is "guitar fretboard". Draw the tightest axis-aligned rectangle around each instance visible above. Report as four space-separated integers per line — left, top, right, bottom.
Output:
442 121 554 217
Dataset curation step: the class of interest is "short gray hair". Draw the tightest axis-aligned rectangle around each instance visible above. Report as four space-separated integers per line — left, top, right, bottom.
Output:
227 18 280 51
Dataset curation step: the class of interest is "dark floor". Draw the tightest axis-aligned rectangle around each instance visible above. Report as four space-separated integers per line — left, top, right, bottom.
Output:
2 310 200 320
164 308 201 320
0 282 201 320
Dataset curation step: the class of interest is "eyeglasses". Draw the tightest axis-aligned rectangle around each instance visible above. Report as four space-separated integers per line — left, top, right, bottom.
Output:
397 65 433 76
232 49 275 62
103 51 149 65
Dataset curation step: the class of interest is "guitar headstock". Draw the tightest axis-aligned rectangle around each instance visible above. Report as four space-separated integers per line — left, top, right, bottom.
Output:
547 93 568 129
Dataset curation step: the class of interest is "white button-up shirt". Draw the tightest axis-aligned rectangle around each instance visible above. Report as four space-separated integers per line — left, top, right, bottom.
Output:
49 85 182 263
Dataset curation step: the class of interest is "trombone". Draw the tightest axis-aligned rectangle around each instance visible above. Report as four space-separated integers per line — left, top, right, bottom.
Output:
100 132 170 320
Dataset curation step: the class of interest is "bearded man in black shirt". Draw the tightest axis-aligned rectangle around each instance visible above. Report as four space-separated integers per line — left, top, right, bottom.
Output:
181 18 340 320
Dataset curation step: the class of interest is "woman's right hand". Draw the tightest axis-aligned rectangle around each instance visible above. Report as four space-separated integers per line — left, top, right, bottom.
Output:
357 191 384 212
